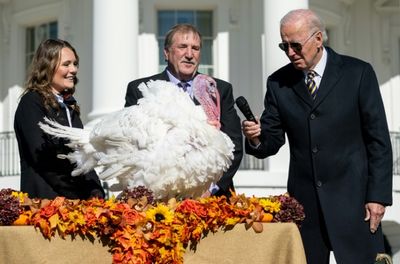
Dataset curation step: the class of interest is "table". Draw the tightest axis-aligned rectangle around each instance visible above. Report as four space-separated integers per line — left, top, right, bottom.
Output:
0 223 306 264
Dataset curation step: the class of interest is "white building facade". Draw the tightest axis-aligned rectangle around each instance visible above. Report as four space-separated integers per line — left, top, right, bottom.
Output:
0 0 399 262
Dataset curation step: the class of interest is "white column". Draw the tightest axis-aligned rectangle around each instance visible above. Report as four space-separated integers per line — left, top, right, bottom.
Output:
262 0 308 173
215 32 229 81
89 0 138 120
263 0 308 77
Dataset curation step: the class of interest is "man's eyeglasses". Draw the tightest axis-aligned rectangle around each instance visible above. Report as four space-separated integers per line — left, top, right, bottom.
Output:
278 31 319 53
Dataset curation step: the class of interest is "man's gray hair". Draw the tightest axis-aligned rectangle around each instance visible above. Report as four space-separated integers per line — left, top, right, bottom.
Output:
281 9 328 43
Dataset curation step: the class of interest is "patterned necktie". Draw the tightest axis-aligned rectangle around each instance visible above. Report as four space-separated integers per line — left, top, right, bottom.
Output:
306 70 317 99
178 81 189 92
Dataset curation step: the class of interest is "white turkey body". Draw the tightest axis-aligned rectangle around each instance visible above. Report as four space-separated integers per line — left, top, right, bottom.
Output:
39 79 234 200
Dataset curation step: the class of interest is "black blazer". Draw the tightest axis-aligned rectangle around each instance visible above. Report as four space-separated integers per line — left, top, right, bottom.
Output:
14 91 104 199
125 70 243 197
246 47 392 263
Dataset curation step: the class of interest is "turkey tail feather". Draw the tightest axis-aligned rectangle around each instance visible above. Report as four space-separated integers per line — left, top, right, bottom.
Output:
38 117 90 143
39 117 96 176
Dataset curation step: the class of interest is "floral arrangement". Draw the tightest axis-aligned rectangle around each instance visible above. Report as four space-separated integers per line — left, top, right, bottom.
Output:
0 187 305 264
0 188 25 225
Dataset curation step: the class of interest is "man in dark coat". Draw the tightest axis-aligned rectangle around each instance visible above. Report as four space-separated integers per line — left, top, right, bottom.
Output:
242 9 392 264
125 24 243 198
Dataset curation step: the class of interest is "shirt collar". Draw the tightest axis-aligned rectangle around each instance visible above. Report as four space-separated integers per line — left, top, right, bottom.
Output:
54 93 76 106
304 47 327 78
166 69 193 86
55 93 64 103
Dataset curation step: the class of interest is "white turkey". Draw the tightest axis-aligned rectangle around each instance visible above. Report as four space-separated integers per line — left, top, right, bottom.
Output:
39 75 235 200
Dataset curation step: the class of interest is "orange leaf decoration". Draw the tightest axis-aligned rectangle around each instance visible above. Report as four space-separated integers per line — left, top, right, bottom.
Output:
2 188 305 264
12 211 32 225
48 214 59 229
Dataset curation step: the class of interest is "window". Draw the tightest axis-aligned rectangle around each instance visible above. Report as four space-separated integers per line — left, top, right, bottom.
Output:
25 21 58 71
157 10 213 76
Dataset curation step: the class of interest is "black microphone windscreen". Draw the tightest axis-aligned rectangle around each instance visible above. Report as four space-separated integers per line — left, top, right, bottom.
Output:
235 96 246 108
235 96 256 122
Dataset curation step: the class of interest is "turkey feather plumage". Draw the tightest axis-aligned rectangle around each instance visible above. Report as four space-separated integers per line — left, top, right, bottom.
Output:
39 77 234 200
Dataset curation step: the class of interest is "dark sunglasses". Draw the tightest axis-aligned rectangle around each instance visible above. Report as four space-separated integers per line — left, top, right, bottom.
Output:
278 31 319 53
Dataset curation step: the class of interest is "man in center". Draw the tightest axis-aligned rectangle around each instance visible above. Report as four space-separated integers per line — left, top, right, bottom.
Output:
124 24 243 198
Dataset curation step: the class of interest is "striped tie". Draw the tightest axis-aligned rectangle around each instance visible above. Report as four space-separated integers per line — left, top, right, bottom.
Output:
306 70 317 99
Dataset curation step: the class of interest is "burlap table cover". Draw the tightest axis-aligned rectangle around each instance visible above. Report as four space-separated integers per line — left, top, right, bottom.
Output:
0 223 306 264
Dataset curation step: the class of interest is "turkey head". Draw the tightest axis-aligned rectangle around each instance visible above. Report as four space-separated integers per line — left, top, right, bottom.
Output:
192 74 221 129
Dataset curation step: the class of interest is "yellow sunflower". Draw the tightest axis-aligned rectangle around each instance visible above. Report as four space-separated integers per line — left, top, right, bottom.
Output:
146 204 174 224
258 198 281 213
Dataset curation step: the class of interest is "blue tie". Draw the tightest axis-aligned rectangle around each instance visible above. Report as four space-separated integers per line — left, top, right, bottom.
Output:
178 82 189 92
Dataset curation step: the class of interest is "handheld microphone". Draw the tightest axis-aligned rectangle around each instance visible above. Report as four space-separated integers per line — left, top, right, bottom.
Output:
235 96 257 122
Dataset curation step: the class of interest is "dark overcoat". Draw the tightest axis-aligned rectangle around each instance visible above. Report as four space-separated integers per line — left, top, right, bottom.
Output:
125 70 243 197
246 47 392 264
14 91 104 199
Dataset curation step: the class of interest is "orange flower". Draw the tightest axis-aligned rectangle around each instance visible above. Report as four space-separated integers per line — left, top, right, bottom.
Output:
40 205 57 218
122 208 144 226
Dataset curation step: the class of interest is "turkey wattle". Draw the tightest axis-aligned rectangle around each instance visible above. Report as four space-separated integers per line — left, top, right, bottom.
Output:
39 76 234 200
193 74 221 129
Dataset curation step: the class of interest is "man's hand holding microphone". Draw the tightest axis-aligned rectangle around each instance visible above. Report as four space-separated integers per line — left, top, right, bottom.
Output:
235 96 261 146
